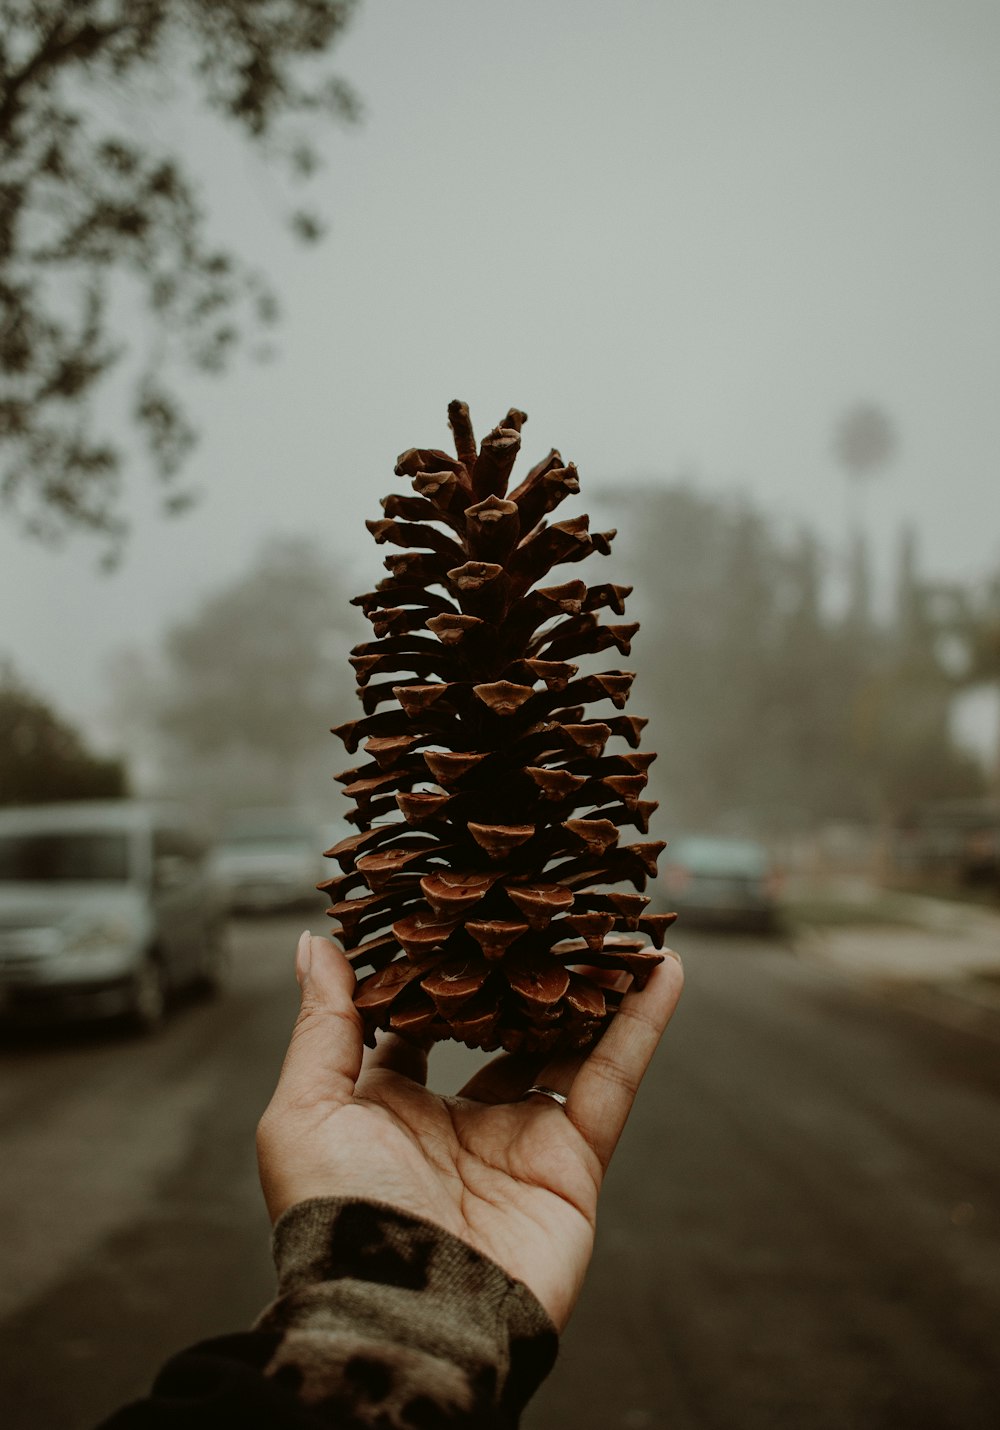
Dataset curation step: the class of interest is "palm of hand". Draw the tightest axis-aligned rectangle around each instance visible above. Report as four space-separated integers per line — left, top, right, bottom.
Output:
310 1069 601 1328
257 936 682 1331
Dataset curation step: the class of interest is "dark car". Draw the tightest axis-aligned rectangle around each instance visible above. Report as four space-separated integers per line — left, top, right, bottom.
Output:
658 835 781 932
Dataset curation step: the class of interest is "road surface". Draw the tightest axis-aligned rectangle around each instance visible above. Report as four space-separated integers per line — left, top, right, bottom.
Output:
1 918 998 1429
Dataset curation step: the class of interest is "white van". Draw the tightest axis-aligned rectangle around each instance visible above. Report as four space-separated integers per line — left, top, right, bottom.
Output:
0 801 227 1031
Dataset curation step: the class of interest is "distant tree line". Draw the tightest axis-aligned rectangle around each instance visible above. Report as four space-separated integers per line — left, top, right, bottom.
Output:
612 484 986 834
4 504 996 829
0 660 126 803
106 535 361 817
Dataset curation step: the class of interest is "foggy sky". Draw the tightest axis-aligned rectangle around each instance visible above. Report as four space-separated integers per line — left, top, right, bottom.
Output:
3 0 999 744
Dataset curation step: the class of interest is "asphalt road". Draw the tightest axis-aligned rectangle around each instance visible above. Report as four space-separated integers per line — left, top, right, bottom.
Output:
1 918 999 1429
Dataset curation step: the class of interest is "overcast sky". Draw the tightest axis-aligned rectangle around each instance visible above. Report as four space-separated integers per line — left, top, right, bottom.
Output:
3 0 999 745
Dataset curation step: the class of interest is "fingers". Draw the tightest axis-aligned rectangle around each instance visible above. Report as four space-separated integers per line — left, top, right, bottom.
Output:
520 1050 588 1102
458 973 629 1105
270 932 363 1112
566 951 683 1172
361 1030 431 1086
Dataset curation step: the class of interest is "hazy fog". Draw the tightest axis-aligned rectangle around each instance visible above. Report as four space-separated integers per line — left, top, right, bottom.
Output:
3 0 999 743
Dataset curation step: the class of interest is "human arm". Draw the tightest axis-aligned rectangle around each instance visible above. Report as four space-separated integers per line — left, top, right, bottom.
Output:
98 932 683 1427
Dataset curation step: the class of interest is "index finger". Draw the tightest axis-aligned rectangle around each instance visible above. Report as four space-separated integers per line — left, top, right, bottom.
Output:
270 933 363 1112
566 952 683 1171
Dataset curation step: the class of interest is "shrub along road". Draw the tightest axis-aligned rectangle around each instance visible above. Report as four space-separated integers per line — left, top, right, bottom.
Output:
0 918 998 1429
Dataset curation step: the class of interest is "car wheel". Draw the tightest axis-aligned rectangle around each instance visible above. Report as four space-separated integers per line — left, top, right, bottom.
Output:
128 954 167 1034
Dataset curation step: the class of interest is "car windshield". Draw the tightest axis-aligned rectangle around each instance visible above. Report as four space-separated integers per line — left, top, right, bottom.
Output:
0 831 132 883
671 838 769 876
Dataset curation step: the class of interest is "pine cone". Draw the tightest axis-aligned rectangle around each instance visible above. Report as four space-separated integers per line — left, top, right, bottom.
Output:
324 401 675 1054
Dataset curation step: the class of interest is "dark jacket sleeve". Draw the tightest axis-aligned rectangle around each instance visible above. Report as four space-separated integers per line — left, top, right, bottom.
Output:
96 1197 558 1429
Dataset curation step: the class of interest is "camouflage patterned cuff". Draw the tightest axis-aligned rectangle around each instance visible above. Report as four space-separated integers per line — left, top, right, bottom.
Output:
253 1197 558 1426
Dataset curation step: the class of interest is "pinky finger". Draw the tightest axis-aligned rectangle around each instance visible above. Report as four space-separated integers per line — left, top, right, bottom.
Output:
566 952 683 1172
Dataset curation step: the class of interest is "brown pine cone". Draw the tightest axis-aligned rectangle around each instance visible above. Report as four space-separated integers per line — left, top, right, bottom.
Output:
324 401 675 1054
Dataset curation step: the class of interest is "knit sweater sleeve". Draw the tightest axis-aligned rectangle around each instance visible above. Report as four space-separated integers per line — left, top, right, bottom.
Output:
96 1197 558 1429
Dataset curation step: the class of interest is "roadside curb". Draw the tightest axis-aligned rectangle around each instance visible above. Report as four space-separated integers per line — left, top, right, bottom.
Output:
789 911 1000 1031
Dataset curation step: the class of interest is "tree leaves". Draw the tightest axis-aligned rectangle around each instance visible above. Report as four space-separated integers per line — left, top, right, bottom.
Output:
0 661 128 804
0 0 360 555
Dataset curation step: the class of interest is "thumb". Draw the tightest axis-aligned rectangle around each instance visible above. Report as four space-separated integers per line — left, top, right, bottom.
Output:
272 931 363 1111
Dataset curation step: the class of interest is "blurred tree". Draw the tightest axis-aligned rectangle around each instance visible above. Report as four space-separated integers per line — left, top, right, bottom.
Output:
615 485 841 830
612 485 983 835
894 524 923 647
833 402 896 485
832 402 896 605
843 526 875 637
862 528 984 814
0 660 128 802
0 0 360 554
139 535 359 811
835 526 884 799
761 529 860 822
952 576 1000 688
925 571 1000 791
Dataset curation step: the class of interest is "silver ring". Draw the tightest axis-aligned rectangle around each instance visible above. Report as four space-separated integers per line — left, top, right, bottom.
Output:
524 1085 568 1107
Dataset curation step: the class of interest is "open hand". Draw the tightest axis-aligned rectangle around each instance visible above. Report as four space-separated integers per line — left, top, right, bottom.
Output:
257 932 683 1330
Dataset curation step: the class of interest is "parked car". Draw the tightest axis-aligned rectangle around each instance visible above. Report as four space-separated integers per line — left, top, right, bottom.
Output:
210 810 329 914
0 801 227 1031
657 835 781 932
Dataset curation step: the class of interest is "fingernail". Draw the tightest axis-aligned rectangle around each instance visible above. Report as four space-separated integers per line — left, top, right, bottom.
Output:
664 947 682 966
296 930 313 984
